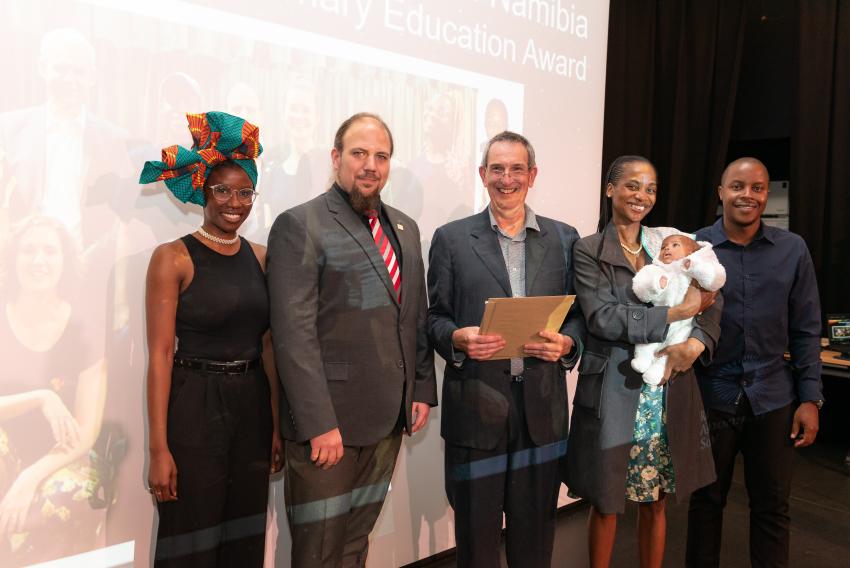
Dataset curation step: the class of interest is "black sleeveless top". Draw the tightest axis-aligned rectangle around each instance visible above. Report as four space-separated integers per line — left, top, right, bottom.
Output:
175 235 269 361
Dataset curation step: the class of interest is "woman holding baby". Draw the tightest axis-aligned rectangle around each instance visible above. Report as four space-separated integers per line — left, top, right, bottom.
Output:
563 155 723 568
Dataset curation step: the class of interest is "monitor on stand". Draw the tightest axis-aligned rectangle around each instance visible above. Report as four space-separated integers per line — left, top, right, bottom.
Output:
826 314 850 360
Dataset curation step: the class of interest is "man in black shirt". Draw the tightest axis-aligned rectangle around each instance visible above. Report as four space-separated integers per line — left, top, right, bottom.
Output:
686 157 823 568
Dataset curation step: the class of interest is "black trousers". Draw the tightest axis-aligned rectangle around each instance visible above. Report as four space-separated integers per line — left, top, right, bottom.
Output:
686 397 794 568
445 380 564 568
284 426 403 568
155 366 273 567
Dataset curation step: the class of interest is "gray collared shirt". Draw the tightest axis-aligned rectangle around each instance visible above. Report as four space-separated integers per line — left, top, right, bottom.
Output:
488 205 540 376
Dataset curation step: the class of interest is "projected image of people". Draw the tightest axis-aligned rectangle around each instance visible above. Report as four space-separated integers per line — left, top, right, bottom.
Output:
154 72 204 149
225 83 263 127
480 98 509 152
280 76 320 185
0 216 108 564
0 28 132 250
263 75 326 215
225 82 267 240
409 90 475 225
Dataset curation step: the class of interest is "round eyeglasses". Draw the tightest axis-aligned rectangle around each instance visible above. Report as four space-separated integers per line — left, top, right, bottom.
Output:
209 184 258 204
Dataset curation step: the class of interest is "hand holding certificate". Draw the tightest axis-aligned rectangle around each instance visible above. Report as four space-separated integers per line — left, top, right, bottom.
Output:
478 295 576 360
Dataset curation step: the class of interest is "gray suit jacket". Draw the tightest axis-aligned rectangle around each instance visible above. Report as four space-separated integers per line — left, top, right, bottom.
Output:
427 209 585 450
564 222 720 513
266 188 437 446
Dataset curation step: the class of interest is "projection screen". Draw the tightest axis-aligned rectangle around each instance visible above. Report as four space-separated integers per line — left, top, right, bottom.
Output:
0 1 609 565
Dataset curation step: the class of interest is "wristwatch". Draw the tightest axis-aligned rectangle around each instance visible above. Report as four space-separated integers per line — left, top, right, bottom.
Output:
808 399 824 410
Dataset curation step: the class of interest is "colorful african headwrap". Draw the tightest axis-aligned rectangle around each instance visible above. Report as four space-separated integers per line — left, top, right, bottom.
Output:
138 111 263 206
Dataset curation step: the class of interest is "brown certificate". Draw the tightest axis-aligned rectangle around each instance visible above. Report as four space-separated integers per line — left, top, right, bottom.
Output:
478 295 576 360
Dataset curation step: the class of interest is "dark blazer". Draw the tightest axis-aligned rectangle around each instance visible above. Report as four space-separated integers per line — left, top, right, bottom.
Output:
564 222 721 514
0 105 133 247
266 188 437 447
427 209 585 450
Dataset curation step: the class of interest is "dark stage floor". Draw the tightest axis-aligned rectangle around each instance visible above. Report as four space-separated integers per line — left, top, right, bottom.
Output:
421 442 850 567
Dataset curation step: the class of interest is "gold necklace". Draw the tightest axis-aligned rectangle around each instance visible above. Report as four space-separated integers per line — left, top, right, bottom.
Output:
620 242 642 256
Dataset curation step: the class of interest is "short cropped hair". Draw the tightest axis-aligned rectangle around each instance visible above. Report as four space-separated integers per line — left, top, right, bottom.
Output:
480 131 536 169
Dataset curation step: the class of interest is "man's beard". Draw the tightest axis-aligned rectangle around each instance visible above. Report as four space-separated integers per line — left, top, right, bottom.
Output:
348 183 382 214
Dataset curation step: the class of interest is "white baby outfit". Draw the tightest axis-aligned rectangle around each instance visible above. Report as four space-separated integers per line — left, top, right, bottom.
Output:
631 240 726 385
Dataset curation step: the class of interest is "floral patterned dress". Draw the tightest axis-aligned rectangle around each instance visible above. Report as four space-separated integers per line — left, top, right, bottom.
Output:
623 226 690 503
625 378 676 503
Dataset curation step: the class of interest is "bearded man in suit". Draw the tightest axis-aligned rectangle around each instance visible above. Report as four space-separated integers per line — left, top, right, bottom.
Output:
267 112 437 567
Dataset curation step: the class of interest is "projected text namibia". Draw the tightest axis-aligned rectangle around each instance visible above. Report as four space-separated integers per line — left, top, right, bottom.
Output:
484 0 588 38
385 1 588 80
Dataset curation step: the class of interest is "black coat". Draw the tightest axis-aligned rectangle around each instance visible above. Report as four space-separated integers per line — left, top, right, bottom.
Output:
564 223 720 514
427 209 585 450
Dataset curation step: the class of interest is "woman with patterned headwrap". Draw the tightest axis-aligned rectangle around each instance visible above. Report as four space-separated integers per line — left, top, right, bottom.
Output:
140 111 282 567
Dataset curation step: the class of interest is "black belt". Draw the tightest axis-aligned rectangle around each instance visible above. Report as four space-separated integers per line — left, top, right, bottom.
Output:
173 356 260 374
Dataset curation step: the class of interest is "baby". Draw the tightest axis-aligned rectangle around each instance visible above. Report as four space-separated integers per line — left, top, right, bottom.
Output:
631 234 726 385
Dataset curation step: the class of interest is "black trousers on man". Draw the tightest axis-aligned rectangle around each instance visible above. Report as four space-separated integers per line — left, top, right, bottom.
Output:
686 397 794 568
445 380 564 568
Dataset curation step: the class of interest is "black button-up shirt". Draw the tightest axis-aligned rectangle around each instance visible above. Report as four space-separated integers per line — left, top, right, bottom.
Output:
694 218 823 415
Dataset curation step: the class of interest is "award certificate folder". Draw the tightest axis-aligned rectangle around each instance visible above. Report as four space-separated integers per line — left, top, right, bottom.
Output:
478 295 575 360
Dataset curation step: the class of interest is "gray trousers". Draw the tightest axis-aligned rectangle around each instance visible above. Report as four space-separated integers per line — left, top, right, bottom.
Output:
284 427 402 568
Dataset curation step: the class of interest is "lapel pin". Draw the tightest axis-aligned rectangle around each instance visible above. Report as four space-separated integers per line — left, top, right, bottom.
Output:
397 223 404 231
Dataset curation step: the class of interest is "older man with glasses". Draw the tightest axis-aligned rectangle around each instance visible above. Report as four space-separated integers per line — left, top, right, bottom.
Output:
427 131 585 567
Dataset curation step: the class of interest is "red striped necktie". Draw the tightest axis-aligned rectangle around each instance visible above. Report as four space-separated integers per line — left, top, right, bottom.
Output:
367 211 401 302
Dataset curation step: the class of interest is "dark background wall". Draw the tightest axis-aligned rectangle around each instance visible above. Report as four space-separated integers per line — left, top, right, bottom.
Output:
602 0 850 317
728 0 794 179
